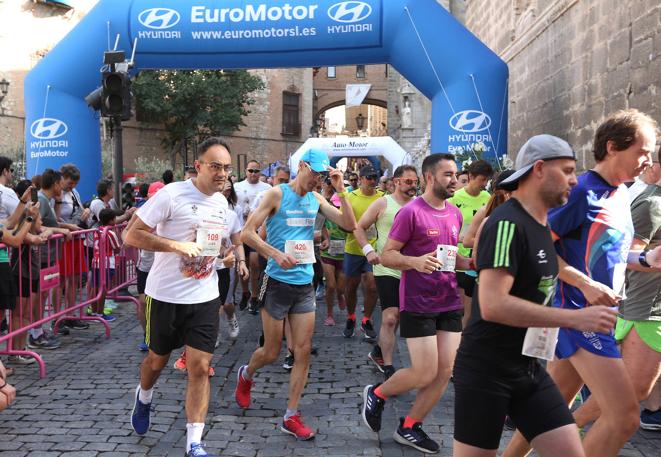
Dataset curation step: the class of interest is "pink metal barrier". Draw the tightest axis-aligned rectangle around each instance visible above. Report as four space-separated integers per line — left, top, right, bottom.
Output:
0 223 137 378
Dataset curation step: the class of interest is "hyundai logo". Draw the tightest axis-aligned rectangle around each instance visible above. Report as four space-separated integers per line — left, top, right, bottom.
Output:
328 1 372 23
449 110 492 133
138 8 180 30
30 118 68 140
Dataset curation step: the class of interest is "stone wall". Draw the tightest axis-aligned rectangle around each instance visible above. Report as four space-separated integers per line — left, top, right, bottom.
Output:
466 0 661 169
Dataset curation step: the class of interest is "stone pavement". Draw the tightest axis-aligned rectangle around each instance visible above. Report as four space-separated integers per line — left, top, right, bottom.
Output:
1 289 660 457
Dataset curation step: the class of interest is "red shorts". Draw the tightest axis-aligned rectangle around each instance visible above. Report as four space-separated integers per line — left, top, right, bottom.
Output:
320 256 343 270
60 238 89 276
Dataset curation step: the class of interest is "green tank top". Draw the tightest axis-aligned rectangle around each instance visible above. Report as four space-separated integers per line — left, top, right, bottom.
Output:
373 195 403 279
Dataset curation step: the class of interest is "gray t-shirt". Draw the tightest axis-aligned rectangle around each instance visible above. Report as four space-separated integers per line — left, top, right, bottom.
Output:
38 192 60 265
623 184 661 321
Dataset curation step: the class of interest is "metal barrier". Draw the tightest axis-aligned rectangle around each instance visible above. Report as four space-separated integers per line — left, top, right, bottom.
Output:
0 223 137 378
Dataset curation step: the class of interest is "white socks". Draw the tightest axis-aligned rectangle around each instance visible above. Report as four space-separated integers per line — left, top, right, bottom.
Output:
186 422 205 451
138 386 153 404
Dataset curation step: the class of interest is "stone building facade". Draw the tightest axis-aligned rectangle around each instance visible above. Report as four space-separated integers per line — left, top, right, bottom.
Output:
0 0 312 177
465 0 661 169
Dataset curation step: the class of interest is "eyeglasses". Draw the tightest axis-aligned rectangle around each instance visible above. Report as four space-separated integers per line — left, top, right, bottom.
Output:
397 178 419 186
199 161 233 173
246 168 261 174
303 162 329 180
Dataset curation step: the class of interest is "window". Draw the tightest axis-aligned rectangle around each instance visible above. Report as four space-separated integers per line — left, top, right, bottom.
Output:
282 91 301 136
356 65 366 79
327 66 336 78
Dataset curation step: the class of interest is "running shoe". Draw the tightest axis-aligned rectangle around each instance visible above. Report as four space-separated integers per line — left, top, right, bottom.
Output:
235 365 253 409
324 315 335 326
283 352 294 371
238 292 250 311
138 340 149 352
185 443 214 457
343 318 355 338
361 384 385 432
315 283 325 299
247 298 259 315
101 314 117 322
7 354 36 365
173 351 187 371
361 319 377 342
130 385 151 435
63 319 89 330
281 412 315 440
368 345 385 373
28 334 61 350
641 408 661 430
383 365 396 381
227 316 240 339
56 325 71 336
393 417 440 454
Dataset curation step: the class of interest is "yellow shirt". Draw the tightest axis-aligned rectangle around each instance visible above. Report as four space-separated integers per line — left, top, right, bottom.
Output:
344 188 384 256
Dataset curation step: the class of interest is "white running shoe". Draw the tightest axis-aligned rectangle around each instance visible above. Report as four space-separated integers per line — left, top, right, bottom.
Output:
227 316 240 339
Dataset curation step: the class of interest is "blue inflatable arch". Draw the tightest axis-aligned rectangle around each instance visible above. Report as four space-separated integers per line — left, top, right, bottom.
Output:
25 0 508 198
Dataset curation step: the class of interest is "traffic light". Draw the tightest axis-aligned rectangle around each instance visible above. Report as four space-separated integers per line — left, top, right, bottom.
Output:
101 71 131 120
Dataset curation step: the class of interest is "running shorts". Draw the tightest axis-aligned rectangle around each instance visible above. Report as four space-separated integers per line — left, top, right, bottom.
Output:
321 256 343 270
260 275 315 321
136 269 149 295
375 275 400 310
217 267 230 305
615 317 661 353
343 252 372 277
555 327 620 359
399 310 463 338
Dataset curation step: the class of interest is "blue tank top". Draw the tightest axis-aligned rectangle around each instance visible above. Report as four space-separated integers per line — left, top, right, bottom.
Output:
265 184 320 285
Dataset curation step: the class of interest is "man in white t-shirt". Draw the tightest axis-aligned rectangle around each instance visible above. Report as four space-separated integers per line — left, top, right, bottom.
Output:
233 159 270 311
125 137 236 457
0 157 19 221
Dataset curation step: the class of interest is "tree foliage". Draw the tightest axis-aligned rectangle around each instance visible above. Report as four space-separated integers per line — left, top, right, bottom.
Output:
133 70 265 148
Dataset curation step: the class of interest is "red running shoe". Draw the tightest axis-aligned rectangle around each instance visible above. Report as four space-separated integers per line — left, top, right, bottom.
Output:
281 412 315 440
235 365 253 409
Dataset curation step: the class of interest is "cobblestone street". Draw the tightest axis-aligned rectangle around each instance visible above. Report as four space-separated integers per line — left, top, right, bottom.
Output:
1 290 660 457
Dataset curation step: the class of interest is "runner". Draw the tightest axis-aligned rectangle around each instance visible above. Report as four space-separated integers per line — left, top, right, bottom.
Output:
355 165 419 380
126 137 235 457
234 159 271 313
449 160 493 325
234 148 356 440
342 165 384 341
361 154 467 453
452 134 618 457
502 111 661 457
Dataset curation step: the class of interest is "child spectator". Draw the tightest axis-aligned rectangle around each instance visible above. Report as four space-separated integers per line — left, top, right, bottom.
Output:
90 208 120 322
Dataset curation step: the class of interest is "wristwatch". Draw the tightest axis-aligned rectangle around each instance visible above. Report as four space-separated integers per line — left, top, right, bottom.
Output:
26 216 34 223
639 250 651 268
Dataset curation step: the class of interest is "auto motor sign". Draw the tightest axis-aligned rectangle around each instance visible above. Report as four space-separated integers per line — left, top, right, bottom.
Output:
130 0 382 53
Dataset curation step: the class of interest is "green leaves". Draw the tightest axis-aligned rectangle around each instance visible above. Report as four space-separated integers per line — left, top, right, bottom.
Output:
132 70 265 148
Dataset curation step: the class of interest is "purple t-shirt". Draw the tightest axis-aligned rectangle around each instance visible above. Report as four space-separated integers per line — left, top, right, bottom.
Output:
388 197 463 314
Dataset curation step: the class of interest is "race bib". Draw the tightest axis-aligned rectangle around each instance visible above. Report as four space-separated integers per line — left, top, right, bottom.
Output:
436 244 458 272
522 327 559 361
366 224 377 240
285 240 316 264
328 239 346 256
196 227 224 257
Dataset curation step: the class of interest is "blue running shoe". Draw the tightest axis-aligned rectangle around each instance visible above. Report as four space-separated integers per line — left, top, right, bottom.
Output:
131 386 151 435
185 443 214 456
138 340 149 351
641 408 661 431
361 384 385 432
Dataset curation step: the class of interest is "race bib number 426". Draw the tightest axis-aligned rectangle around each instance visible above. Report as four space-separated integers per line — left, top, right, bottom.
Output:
285 240 316 264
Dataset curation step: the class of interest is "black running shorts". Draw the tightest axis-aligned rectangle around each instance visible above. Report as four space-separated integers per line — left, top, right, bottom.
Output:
145 296 221 355
136 269 148 295
399 310 463 338
375 275 400 310
217 268 230 304
453 355 574 450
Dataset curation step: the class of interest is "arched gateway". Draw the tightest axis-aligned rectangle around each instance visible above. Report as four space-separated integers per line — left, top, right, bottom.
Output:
25 0 508 197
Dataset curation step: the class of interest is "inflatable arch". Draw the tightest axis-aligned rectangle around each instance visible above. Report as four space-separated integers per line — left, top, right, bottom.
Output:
25 0 509 198
289 136 409 175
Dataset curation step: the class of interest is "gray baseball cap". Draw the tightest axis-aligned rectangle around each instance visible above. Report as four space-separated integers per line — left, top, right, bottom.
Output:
500 134 576 185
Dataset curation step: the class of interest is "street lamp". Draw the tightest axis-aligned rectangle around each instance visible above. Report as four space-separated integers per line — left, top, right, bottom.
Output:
0 78 9 104
355 113 365 131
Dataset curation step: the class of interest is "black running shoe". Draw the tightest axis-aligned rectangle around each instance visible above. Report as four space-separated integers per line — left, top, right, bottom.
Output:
283 351 294 371
248 298 259 315
361 384 385 432
64 319 90 330
368 345 385 373
343 319 355 338
393 418 440 454
239 293 250 311
383 365 396 381
361 319 377 342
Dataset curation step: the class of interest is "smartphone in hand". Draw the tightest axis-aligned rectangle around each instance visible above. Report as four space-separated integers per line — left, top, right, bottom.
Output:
31 188 38 203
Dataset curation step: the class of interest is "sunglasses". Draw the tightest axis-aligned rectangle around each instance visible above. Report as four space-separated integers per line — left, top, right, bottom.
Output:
246 168 261 174
397 178 419 186
303 162 330 180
